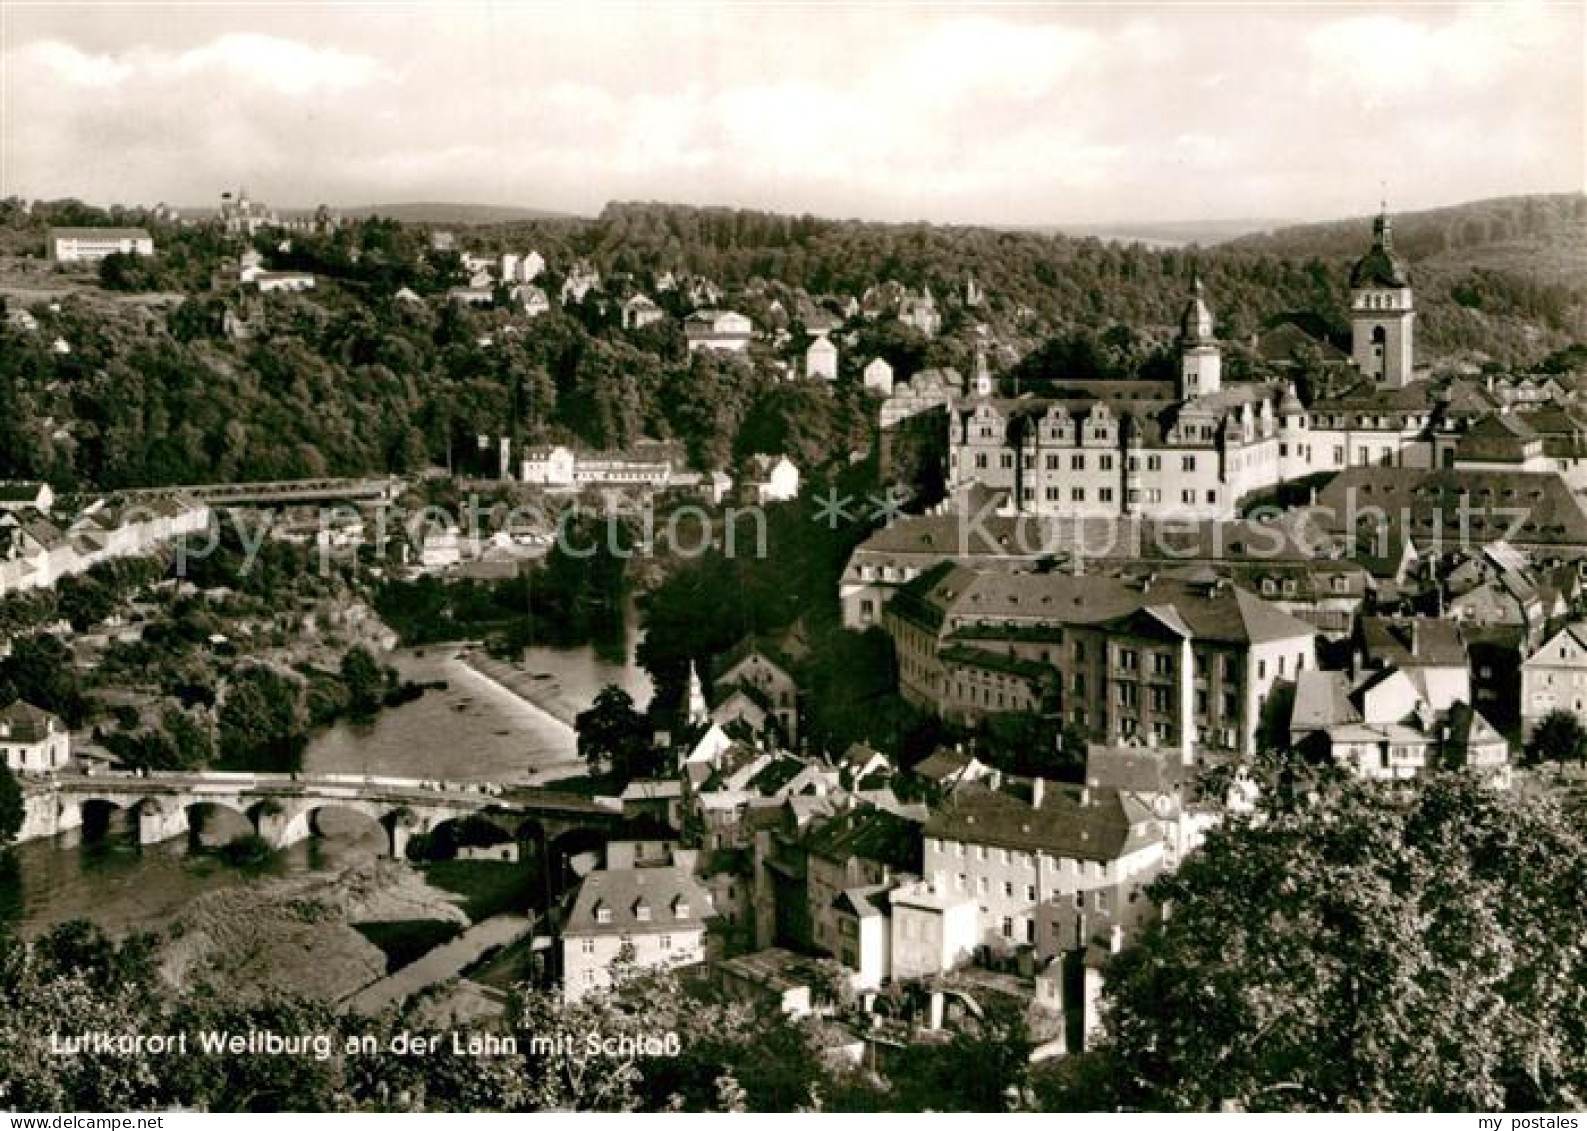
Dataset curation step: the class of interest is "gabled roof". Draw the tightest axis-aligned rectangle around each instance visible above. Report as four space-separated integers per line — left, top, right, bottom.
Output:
563 867 714 937
0 481 50 503
1360 616 1468 668
1290 670 1361 732
1315 468 1587 548
1524 622 1587 667
925 782 1162 862
1084 745 1191 795
0 700 62 743
912 747 975 783
713 634 797 686
805 804 922 871
833 884 893 920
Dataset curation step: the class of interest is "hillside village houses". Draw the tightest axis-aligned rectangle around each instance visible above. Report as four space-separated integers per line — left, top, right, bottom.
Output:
1 492 211 597
806 333 838 380
684 309 754 353
560 260 602 305
622 294 664 330
863 357 896 396
551 721 1217 1044
746 454 800 504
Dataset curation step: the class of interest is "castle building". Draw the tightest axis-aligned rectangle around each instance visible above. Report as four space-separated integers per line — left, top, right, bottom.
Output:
945 212 1423 521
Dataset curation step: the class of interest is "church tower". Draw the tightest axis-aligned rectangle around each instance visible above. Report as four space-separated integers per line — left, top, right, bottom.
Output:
686 661 708 728
1179 275 1221 399
973 339 994 398
1350 208 1415 388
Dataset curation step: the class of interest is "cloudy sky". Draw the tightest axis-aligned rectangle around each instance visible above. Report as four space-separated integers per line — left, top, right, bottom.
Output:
1 2 1581 225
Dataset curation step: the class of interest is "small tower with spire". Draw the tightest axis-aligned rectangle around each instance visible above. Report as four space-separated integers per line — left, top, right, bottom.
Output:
686 661 708 728
1178 274 1222 399
1349 204 1416 388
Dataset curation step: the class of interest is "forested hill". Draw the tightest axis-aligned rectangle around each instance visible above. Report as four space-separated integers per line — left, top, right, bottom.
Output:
1223 194 1587 359
1 193 1583 491
1225 193 1587 284
496 197 1587 356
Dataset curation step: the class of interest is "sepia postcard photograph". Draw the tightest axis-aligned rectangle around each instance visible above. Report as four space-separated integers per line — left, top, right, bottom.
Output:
0 0 1584 1117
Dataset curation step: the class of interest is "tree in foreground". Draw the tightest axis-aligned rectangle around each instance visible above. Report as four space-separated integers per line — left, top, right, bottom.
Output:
1079 774 1587 1111
574 684 654 783
1524 708 1587 766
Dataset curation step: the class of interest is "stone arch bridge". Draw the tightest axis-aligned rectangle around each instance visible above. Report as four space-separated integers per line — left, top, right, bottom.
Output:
34 771 628 861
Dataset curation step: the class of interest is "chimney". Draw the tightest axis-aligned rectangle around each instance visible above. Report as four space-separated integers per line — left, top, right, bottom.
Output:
1411 620 1420 657
1032 776 1046 808
1110 923 1125 953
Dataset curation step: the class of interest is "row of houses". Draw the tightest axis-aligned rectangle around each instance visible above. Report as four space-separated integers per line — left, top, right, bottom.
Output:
558 725 1230 1055
0 486 212 598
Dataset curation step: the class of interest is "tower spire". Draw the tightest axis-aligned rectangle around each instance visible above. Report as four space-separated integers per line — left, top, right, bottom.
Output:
686 661 708 728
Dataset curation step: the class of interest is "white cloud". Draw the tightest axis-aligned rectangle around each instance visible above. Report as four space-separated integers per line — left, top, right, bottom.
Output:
169 33 382 95
1 4 1580 223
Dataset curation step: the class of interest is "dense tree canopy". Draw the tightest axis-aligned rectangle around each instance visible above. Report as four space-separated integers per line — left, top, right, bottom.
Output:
1085 774 1587 1111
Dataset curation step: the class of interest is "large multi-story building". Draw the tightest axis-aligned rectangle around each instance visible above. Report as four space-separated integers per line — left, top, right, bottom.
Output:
560 866 715 1002
48 227 154 263
922 779 1166 960
884 564 1317 759
945 212 1432 521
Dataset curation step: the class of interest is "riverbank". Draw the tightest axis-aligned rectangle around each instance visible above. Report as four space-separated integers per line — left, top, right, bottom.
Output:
460 649 580 729
455 650 590 784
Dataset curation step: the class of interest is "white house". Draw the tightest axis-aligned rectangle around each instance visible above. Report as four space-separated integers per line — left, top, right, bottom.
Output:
0 701 70 773
623 294 664 330
513 285 551 318
684 310 753 353
889 877 978 980
806 334 838 381
520 445 578 487
561 867 715 1002
863 357 895 396
747 455 800 504
246 269 316 293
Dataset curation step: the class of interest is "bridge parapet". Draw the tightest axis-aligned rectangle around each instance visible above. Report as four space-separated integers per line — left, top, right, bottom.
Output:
31 771 630 857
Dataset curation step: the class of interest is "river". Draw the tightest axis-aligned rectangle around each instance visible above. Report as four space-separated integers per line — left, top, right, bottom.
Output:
4 627 653 938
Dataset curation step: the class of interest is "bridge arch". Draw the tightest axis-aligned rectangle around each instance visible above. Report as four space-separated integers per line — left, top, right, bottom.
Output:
78 798 138 842
273 801 404 857
183 800 255 849
413 813 518 862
